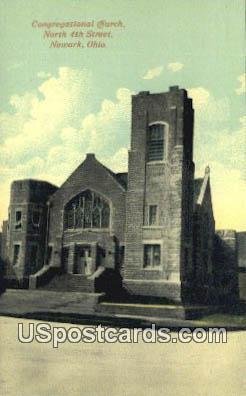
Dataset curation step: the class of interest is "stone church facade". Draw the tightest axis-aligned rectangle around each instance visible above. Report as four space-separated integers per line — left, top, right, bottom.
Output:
1 86 240 303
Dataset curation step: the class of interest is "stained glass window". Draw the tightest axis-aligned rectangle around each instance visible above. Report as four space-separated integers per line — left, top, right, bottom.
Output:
64 190 110 230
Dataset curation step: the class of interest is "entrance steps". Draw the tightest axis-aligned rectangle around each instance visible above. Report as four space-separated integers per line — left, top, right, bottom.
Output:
96 301 219 320
41 273 95 293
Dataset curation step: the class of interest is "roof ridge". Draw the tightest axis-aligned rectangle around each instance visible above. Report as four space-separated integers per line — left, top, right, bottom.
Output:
197 171 210 205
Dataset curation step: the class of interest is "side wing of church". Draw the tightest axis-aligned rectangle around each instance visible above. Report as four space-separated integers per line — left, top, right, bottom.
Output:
1 86 240 304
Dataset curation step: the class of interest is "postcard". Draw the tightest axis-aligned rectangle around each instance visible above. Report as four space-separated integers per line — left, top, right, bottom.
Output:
0 1 245 395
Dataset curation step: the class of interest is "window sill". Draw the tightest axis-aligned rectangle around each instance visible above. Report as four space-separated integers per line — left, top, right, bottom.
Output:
142 226 164 230
143 266 162 271
146 160 167 165
64 228 110 233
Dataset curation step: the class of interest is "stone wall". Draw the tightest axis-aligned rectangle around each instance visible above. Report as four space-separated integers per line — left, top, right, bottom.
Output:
6 179 57 283
213 230 239 303
237 232 246 269
0 221 8 262
192 175 215 302
47 154 126 271
124 87 194 301
237 232 246 300
239 273 246 300
0 257 5 294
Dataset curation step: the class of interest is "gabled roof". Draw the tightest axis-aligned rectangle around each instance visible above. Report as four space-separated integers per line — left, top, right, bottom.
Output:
194 166 212 207
193 166 214 222
196 166 211 206
49 153 127 202
194 178 203 204
100 163 127 190
115 172 128 189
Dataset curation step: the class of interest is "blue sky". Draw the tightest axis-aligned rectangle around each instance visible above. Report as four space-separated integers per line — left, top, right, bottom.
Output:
0 0 245 230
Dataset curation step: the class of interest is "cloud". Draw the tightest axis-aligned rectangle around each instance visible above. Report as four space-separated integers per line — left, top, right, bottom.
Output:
188 87 210 107
0 74 244 232
191 86 245 231
80 87 132 153
102 147 128 173
189 87 243 173
142 66 163 80
167 62 184 72
235 73 246 95
1 67 92 164
188 87 230 126
196 161 246 231
213 117 246 175
142 61 183 79
0 68 132 224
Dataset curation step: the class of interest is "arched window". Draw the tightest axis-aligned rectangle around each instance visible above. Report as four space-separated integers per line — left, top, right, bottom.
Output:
147 123 166 162
64 190 110 230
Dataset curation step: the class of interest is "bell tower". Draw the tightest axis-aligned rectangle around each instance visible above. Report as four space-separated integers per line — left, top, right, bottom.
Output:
124 86 195 302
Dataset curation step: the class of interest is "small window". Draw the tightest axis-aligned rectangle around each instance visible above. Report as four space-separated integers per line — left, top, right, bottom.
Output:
15 211 22 230
13 244 21 266
144 245 161 268
29 244 38 271
147 124 165 162
46 246 53 265
149 205 157 225
32 210 41 227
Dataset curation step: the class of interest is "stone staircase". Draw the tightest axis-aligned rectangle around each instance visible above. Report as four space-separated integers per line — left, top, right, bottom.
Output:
96 301 220 320
41 273 95 293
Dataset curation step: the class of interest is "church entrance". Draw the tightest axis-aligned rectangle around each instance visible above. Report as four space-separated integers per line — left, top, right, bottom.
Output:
74 245 93 275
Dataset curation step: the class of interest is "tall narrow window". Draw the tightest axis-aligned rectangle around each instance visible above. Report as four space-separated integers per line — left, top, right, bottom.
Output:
32 209 41 228
13 244 20 266
29 244 38 272
143 245 161 268
61 247 70 272
15 210 22 230
46 246 53 265
147 124 165 162
149 205 157 225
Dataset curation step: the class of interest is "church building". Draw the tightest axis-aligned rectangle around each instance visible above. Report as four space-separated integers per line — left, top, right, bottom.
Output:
2 86 239 304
